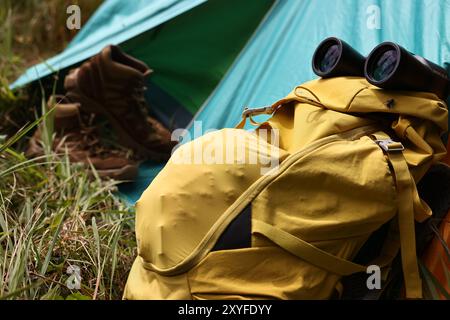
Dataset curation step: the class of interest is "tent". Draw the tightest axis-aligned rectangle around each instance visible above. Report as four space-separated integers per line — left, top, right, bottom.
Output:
13 0 450 203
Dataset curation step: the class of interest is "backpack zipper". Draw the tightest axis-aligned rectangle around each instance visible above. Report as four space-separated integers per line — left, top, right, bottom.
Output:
140 124 381 276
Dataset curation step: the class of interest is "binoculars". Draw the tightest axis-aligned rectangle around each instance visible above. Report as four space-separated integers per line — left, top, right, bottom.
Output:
312 37 450 100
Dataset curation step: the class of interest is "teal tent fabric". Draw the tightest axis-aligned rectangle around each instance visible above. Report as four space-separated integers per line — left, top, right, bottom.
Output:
13 0 273 118
120 0 274 115
12 0 207 88
12 0 450 204
145 0 449 204
192 0 450 132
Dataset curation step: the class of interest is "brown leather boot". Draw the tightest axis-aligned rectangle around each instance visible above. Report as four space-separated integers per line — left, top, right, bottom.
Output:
64 45 176 161
27 95 140 181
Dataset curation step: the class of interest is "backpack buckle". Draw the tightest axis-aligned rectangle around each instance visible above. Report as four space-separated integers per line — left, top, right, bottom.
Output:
375 139 405 152
241 106 274 118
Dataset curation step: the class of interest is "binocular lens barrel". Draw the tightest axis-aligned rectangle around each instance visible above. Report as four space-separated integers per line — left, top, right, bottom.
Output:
365 42 449 99
312 37 450 100
312 37 365 78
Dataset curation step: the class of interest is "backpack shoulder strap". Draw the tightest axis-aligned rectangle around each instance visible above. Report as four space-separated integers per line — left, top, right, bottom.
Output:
253 132 429 299
372 132 432 299
252 219 367 276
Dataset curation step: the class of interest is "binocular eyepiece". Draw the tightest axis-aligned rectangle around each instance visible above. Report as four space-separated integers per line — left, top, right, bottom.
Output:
312 37 450 100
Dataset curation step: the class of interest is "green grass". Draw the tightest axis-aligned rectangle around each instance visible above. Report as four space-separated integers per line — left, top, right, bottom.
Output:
0 0 137 300
0 0 103 83
0 147 137 300
0 92 137 300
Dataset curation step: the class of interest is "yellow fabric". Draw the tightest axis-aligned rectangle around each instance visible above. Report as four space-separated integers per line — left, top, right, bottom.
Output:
250 132 397 299
123 259 192 300
187 247 340 300
371 132 423 298
252 219 367 275
387 150 422 298
134 128 288 273
124 77 448 300
269 77 448 181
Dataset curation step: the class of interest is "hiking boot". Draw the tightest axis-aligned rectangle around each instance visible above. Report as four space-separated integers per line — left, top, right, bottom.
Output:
27 95 140 181
64 45 176 161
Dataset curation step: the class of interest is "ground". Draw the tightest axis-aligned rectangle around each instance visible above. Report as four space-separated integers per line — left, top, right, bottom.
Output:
0 0 136 300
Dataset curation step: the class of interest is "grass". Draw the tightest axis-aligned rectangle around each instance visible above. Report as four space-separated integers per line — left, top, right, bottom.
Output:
0 0 137 300
0 0 103 82
0 143 136 300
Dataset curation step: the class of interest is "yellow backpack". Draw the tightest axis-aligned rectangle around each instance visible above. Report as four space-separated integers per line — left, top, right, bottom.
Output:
124 77 448 300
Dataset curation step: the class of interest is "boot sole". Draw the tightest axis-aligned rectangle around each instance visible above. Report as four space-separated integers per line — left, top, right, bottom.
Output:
27 131 140 181
95 164 139 181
